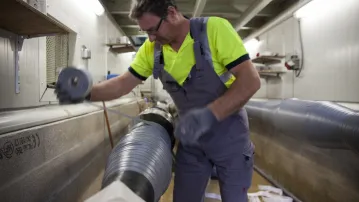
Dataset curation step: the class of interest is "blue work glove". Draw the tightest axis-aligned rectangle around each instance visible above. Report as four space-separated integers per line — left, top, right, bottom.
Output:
174 107 218 145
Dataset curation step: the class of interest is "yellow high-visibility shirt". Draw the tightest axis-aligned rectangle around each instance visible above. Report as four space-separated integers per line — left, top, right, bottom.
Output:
129 16 250 88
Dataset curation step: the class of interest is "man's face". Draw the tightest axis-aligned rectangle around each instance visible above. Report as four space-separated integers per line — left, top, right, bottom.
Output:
137 12 174 45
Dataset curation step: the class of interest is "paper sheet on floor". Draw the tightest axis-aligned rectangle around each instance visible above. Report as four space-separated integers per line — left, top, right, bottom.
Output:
248 185 293 202
205 185 293 202
205 192 222 200
84 181 145 202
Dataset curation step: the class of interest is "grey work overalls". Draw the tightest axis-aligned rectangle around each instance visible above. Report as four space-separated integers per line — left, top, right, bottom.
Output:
153 17 254 202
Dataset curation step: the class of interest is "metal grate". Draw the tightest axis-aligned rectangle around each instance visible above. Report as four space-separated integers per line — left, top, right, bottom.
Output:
46 35 68 84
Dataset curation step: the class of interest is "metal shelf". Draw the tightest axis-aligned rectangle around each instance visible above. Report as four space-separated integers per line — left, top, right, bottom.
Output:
252 55 285 65
258 70 287 78
0 0 69 38
107 43 136 54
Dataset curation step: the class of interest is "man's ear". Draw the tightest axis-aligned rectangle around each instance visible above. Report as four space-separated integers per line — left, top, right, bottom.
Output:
166 6 178 22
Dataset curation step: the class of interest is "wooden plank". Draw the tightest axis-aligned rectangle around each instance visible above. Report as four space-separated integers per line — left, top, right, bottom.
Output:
0 0 69 37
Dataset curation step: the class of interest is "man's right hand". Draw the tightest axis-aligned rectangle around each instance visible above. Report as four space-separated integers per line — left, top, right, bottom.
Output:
54 68 143 104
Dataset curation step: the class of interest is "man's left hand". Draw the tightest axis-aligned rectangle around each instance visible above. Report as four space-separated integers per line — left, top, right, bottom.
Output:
174 107 218 145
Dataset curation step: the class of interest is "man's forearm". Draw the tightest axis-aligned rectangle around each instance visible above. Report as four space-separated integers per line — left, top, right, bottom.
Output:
208 62 260 121
89 79 125 101
88 72 141 101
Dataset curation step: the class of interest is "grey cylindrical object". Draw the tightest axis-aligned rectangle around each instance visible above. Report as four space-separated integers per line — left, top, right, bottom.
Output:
57 67 93 100
102 110 174 202
245 99 359 151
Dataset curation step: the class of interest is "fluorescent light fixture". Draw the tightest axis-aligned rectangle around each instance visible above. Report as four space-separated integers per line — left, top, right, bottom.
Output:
88 0 105 16
244 38 260 52
294 0 324 19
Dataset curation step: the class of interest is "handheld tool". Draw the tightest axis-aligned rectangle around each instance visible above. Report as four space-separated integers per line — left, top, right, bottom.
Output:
56 67 154 125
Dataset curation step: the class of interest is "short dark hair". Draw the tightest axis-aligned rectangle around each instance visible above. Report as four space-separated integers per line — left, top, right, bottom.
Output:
129 0 177 20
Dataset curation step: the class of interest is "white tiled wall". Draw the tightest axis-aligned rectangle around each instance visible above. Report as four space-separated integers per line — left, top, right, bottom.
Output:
251 0 359 102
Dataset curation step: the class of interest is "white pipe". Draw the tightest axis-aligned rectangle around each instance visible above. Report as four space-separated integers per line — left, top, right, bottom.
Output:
243 0 313 42
193 0 207 17
234 0 273 31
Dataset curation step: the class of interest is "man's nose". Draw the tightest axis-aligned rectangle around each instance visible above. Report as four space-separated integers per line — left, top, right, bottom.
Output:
148 34 156 42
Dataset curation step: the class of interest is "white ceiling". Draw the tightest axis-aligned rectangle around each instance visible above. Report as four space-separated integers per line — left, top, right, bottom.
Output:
102 0 300 45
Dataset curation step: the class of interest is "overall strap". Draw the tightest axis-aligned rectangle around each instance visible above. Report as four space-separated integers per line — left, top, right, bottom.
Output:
153 42 163 79
189 17 233 84
189 17 207 70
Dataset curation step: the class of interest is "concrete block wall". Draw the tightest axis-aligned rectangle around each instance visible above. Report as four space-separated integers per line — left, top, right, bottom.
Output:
0 98 145 202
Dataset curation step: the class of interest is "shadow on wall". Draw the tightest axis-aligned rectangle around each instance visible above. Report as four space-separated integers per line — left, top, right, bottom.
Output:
246 99 359 202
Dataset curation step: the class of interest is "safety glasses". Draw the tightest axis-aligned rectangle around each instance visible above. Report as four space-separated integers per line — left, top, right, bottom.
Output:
140 17 164 35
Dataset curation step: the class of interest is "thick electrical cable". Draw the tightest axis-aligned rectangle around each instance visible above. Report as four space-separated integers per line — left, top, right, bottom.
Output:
86 101 176 202
245 99 359 153
102 114 174 202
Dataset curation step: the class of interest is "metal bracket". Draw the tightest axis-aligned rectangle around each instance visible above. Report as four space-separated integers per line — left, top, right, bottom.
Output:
0 28 26 94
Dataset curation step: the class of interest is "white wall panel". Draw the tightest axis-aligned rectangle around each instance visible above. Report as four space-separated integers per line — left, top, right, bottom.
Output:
266 24 285 55
266 78 283 99
106 51 118 73
294 0 359 102
252 78 267 98
47 0 110 82
106 51 136 75
253 18 298 99
112 52 135 74
105 16 135 75
251 0 359 102
0 37 42 109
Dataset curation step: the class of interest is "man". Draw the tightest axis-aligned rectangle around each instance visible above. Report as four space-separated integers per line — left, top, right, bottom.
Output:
56 0 260 201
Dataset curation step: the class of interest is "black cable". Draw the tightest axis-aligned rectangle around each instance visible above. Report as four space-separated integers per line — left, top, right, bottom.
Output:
296 19 304 77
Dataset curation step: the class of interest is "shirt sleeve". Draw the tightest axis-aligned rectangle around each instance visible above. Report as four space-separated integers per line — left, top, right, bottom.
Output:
208 17 250 70
128 40 154 80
